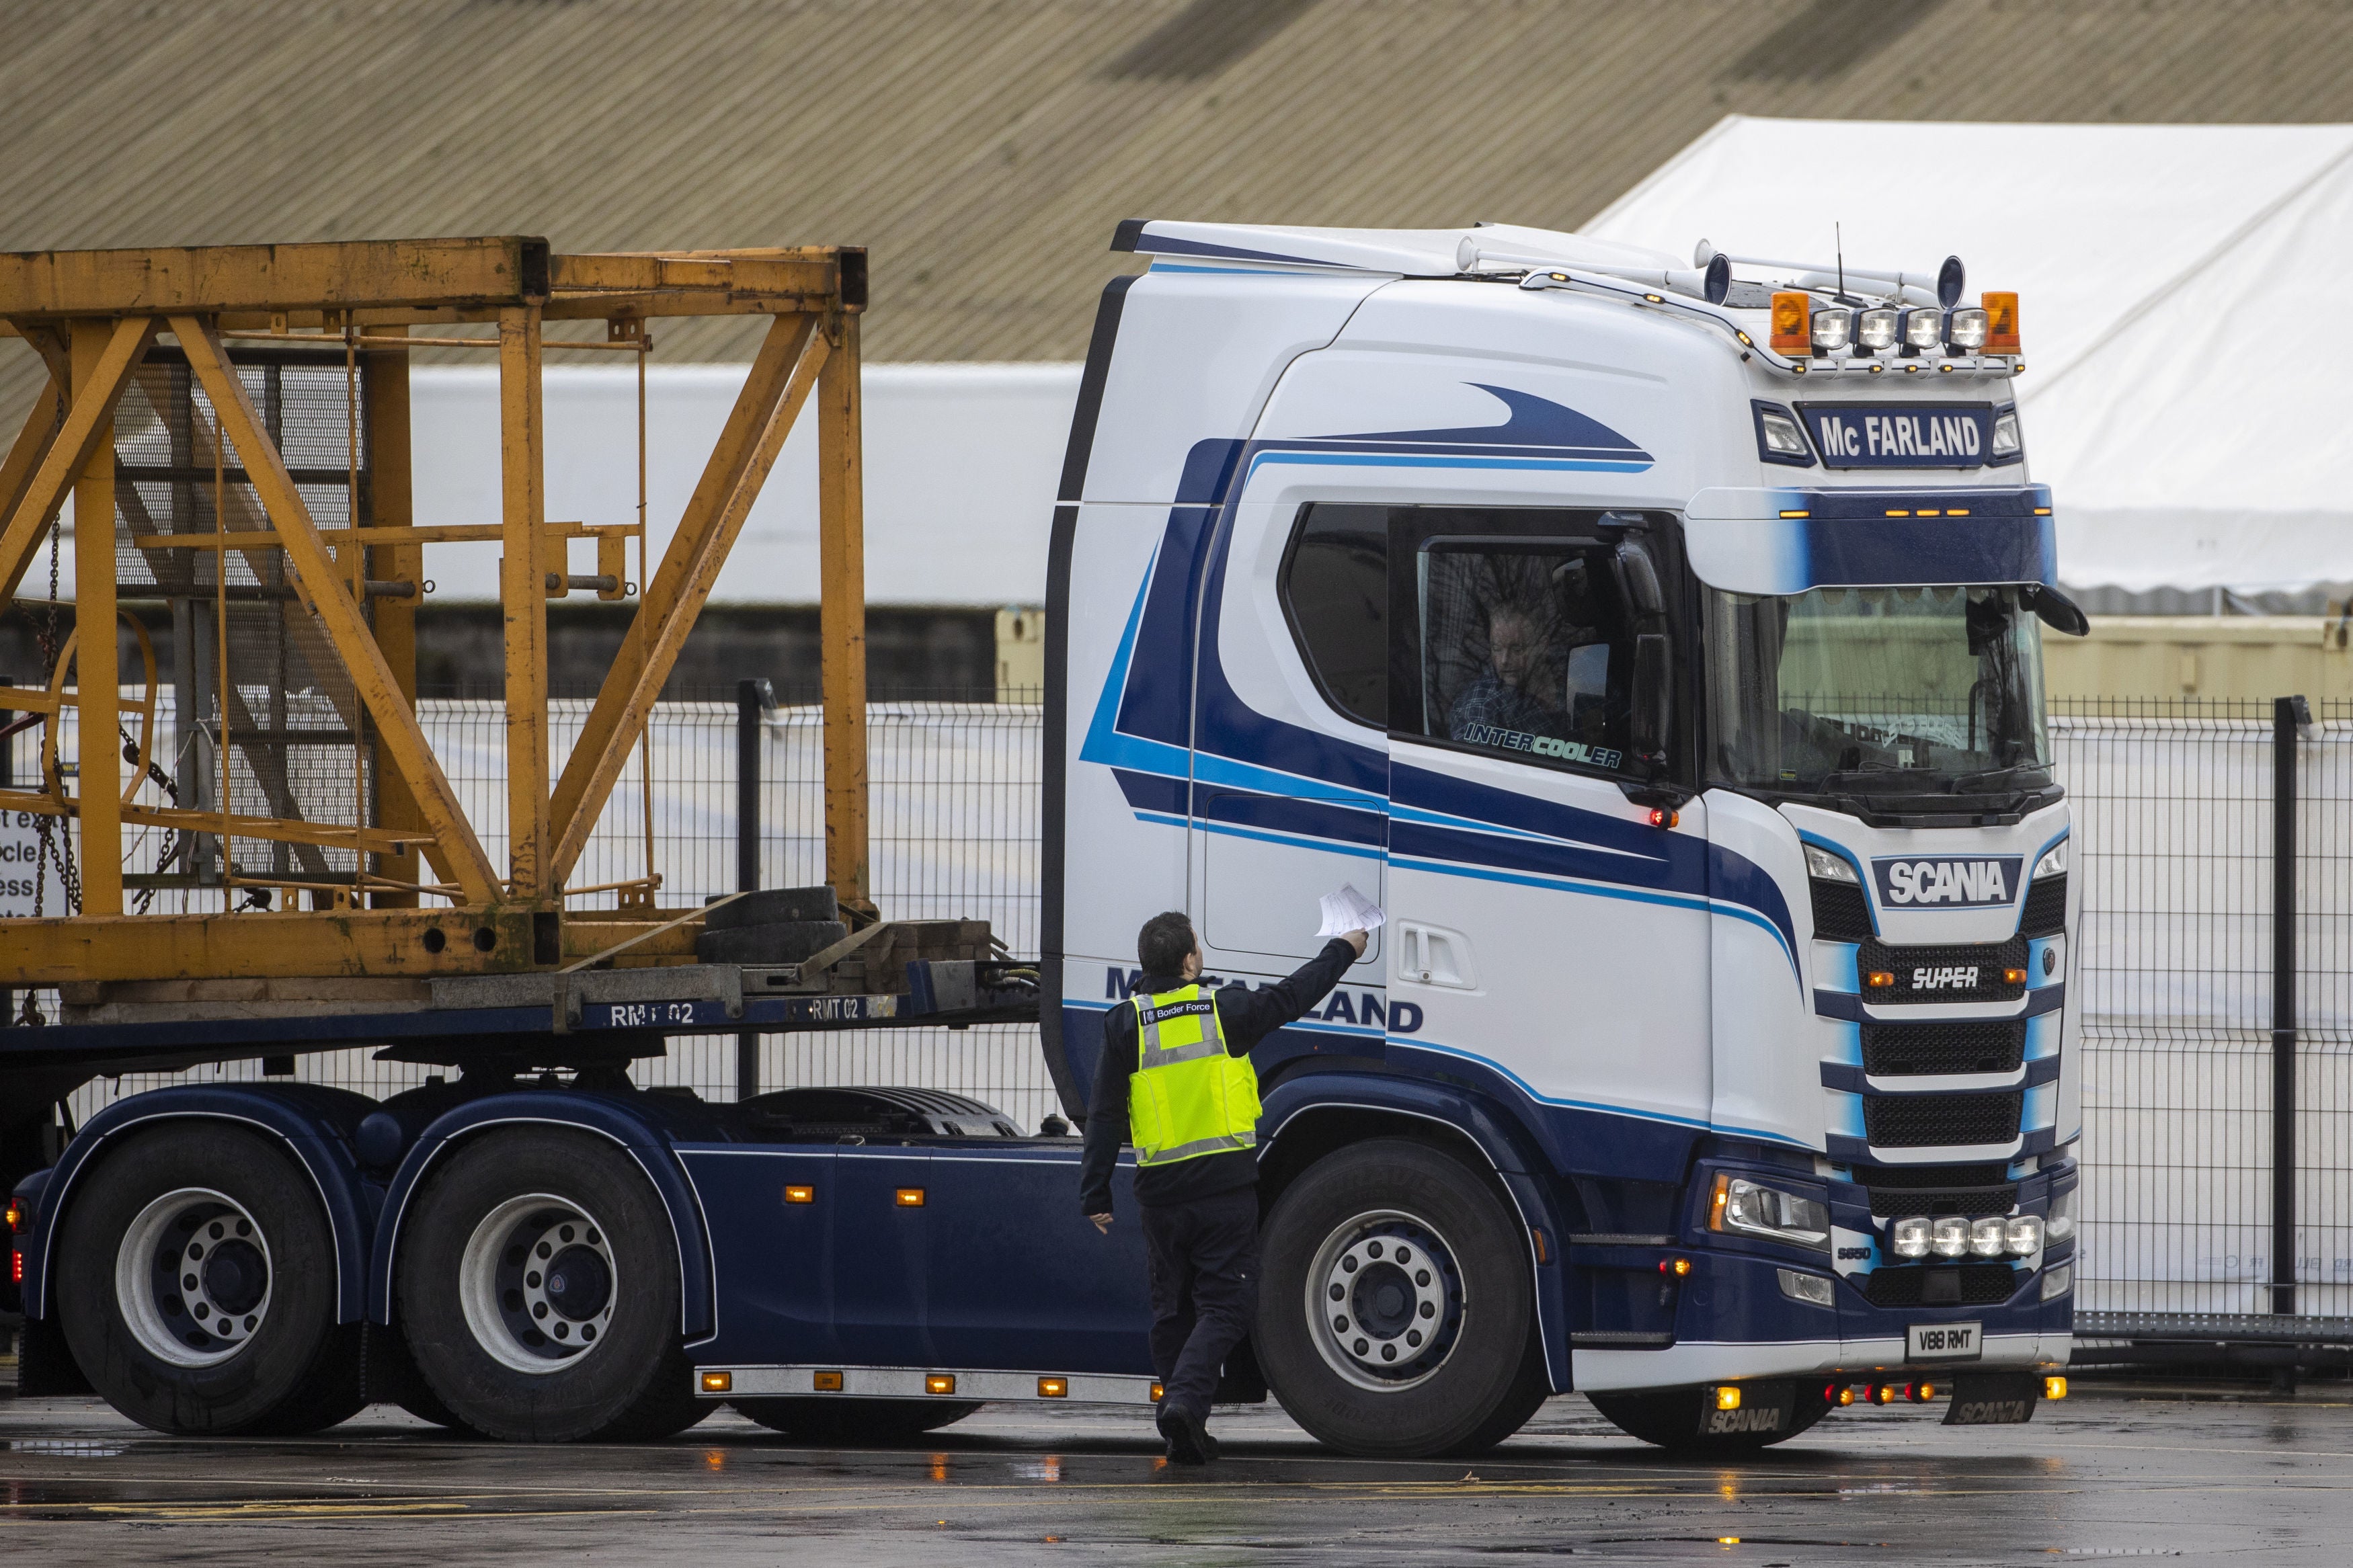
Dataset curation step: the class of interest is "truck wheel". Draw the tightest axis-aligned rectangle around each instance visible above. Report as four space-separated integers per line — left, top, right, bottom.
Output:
1587 1385 1835 1453
1257 1138 1550 1457
53 1122 364 1436
732 1398 982 1444
397 1128 703 1442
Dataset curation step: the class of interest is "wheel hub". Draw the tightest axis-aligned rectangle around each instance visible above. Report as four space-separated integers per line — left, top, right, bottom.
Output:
1308 1211 1464 1391
116 1189 274 1368
460 1195 619 1373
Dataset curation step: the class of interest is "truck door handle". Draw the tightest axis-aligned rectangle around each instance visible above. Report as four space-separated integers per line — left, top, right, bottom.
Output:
1397 922 1476 989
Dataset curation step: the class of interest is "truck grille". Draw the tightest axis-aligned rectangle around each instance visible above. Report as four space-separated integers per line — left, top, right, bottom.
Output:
2020 874 2067 938
1866 1183 2020 1218
1861 1020 2026 1077
1858 937 2028 1004
1810 879 1874 941
1862 1265 2021 1308
1864 1090 2023 1148
1857 1161 2009 1189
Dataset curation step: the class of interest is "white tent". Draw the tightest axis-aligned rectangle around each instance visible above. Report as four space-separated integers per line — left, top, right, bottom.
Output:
1585 116 2353 596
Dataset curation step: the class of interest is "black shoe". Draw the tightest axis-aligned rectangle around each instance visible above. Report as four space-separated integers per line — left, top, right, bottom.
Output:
1157 1403 1212 1465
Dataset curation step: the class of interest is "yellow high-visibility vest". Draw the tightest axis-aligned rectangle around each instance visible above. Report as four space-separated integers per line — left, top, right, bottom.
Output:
1127 984 1263 1166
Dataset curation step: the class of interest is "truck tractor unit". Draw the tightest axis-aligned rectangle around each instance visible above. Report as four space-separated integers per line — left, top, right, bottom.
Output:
7 222 2079 1455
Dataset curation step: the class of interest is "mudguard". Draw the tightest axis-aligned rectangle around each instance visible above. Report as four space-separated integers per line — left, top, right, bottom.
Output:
23 1083 378 1323
367 1092 717 1341
1259 1071 1576 1392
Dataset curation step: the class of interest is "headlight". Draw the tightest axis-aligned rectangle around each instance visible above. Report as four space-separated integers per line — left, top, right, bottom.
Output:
1901 307 1942 351
1757 405 1811 460
1989 409 2022 457
1931 1216 1969 1257
2033 841 2067 880
1970 1217 2006 1257
1855 307 1899 351
2006 1214 2044 1255
1710 1173 1830 1249
1777 1268 1835 1307
1945 306 1989 350
1810 307 1853 354
2041 1263 2073 1301
1804 845 1860 884
2046 1186 2077 1243
1892 1216 1931 1257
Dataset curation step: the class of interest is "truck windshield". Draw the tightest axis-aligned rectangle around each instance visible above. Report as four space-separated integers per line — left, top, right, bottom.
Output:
1704 584 2050 799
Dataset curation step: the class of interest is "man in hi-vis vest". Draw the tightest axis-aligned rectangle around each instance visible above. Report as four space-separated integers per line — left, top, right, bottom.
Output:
1078 910 1368 1464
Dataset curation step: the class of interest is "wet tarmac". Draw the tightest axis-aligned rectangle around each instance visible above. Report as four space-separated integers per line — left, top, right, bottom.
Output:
1 1384 2344 1565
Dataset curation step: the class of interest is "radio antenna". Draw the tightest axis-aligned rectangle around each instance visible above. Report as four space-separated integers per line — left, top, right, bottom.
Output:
1835 222 1846 300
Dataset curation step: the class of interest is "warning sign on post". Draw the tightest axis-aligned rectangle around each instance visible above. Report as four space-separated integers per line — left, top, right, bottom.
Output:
0 809 44 917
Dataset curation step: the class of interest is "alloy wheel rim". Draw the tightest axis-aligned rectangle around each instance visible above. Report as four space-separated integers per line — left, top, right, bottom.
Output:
457 1193 619 1375
1304 1208 1466 1392
115 1188 274 1368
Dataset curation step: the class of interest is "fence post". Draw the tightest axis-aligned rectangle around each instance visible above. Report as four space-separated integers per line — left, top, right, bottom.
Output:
2272 696 2308 1339
736 677 774 1100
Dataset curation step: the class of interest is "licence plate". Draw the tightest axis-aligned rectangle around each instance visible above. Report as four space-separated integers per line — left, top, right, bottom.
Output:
1907 1321 1983 1361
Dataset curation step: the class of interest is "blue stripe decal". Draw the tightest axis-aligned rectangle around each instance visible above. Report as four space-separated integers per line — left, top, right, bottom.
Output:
1389 854 1797 977
1393 1038 1812 1149
1246 451 1652 481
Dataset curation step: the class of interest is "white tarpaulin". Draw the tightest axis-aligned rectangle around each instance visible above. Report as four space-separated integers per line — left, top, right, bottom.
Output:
1586 116 2353 595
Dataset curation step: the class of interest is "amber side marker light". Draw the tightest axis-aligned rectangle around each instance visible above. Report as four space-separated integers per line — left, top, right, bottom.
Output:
701 1372 733 1393
1825 1383 1858 1407
1038 1377 1068 1399
926 1374 957 1395
3 1198 21 1231
1151 1381 1166 1402
1648 807 1678 829
1714 1386 1742 1411
2044 1376 2069 1401
1659 1257 1693 1277
785 1185 815 1204
813 1370 844 1391
1769 291 1812 354
2003 967 2029 985
896 1188 926 1207
1866 970 1897 989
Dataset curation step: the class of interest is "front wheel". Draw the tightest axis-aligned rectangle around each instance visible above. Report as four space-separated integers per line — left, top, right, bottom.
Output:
1256 1139 1550 1457
54 1123 364 1436
396 1128 705 1441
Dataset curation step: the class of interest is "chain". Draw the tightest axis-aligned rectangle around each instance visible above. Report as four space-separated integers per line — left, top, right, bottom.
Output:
120 725 182 913
29 515 70 918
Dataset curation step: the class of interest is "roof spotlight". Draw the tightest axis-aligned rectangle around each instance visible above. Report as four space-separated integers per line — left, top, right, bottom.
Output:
1945 306 1989 353
1854 308 1899 354
1898 308 1941 356
1810 306 1852 356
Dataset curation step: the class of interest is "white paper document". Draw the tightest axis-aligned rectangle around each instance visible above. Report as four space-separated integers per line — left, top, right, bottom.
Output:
1316 883 1387 939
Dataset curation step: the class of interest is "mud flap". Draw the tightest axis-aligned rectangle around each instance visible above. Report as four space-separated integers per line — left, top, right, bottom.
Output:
1696 1378 1796 1438
1944 1371 2040 1425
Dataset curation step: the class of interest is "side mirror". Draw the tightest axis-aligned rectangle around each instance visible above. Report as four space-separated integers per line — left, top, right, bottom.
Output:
2027 583 2090 637
1632 632 1671 770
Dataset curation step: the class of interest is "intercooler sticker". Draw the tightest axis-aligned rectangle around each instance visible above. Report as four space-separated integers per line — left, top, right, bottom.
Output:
1872 855 2023 909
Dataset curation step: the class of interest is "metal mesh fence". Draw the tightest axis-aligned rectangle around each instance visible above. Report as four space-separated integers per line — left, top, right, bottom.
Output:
61 690 1054 1132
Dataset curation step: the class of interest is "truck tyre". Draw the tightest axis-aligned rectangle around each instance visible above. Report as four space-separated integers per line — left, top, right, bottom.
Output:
53 1122 365 1436
396 1128 703 1442
705 886 838 932
695 919 848 966
1257 1138 1550 1457
1587 1384 1835 1453
731 1397 982 1444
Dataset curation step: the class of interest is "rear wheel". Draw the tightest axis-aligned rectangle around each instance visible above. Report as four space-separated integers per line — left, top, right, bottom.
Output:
1587 1383 1835 1453
1257 1139 1550 1457
397 1128 704 1441
732 1398 982 1444
54 1123 364 1435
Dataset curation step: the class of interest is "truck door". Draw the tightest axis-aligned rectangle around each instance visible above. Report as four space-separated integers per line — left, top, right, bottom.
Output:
1191 501 1388 989
1383 509 1714 1137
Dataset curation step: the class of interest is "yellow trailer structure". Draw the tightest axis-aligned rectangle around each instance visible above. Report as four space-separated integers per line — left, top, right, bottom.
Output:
0 237 873 987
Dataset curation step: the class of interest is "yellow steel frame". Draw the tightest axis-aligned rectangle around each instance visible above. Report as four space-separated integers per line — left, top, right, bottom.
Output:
0 237 867 984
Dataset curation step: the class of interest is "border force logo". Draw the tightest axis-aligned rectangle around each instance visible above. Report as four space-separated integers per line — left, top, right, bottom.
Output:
1872 855 2023 909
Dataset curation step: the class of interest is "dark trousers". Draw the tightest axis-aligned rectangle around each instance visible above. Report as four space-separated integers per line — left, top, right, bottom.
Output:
1139 1186 1261 1422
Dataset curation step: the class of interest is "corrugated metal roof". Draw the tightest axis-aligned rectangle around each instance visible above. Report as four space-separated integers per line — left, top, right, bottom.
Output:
5 0 2353 433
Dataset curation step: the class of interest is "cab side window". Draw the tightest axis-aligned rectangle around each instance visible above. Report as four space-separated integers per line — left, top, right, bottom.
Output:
1404 532 1638 774
1278 504 1388 729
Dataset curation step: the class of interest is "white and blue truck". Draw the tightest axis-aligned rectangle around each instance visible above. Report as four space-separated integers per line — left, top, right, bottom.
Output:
7 220 2082 1454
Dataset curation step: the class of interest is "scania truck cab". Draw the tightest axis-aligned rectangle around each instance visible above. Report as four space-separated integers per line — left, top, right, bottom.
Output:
1047 219 2082 1450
